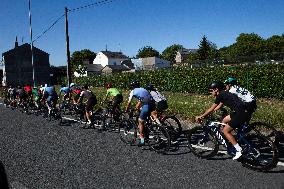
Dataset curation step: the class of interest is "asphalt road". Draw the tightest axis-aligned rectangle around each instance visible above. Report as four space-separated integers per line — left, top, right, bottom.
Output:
0 104 283 189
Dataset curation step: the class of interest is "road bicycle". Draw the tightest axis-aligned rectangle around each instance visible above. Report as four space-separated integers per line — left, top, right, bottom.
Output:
187 115 279 171
118 109 171 154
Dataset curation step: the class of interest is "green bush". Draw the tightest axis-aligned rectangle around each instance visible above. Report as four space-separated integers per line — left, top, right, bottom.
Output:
74 63 284 99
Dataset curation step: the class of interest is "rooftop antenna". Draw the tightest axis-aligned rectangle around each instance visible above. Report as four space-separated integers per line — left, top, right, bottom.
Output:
105 44 108 52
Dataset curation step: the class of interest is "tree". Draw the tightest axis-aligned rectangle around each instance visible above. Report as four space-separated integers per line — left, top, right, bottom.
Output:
70 49 96 73
197 35 211 61
136 46 160 58
161 44 183 63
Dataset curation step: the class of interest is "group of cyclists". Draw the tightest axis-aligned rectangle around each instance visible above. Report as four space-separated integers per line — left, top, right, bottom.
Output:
3 76 257 160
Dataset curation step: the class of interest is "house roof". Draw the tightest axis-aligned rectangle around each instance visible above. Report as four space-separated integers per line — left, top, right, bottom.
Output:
103 65 130 71
86 64 103 72
2 43 49 56
121 59 134 69
101 51 128 59
177 48 198 55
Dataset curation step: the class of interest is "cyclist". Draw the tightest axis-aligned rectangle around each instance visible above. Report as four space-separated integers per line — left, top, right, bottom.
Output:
59 84 71 102
32 86 42 109
7 85 17 106
70 83 82 104
24 84 33 101
17 85 28 105
195 81 252 160
77 84 97 126
103 83 123 121
224 77 257 113
145 83 168 125
42 85 58 115
125 80 155 146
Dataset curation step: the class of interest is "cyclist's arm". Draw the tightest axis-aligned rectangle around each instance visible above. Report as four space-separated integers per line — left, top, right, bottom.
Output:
196 103 219 121
214 103 223 111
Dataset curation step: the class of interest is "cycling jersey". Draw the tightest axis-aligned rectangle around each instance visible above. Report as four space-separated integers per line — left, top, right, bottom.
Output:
60 87 71 94
128 88 153 104
24 85 32 94
106 88 121 97
150 91 167 103
215 91 251 129
229 85 255 103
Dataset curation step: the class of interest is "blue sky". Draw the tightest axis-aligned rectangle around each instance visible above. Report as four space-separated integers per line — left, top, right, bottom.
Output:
1 0 283 67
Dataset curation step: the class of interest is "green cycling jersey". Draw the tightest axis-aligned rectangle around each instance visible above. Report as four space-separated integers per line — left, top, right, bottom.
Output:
106 88 121 97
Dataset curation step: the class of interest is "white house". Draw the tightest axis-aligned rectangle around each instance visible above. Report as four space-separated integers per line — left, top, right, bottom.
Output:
93 51 129 67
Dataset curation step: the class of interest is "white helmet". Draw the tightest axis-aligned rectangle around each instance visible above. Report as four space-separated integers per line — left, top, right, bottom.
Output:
70 83 75 87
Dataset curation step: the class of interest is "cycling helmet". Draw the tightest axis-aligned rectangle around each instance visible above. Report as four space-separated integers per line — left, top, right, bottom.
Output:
208 81 225 91
224 77 237 85
105 83 112 89
129 80 140 89
145 83 155 91
70 83 75 87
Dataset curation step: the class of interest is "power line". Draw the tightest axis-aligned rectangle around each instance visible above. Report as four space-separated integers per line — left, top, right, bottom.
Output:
33 14 65 43
68 0 115 12
32 0 117 43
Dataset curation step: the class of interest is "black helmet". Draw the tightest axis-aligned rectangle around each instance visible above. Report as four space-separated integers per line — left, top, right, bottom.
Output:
208 81 225 91
129 80 140 89
224 77 237 85
145 83 155 91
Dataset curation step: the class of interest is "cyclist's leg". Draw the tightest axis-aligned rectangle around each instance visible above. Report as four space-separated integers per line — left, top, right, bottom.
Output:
139 104 151 145
112 94 123 121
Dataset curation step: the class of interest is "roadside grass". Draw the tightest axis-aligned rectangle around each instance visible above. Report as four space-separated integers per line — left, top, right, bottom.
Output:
91 87 284 130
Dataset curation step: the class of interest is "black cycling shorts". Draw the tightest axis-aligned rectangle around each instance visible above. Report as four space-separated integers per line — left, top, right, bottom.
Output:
229 111 252 129
86 97 97 112
156 100 168 112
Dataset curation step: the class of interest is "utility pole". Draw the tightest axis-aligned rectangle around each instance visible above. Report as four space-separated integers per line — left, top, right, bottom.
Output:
29 0 35 87
65 7 72 86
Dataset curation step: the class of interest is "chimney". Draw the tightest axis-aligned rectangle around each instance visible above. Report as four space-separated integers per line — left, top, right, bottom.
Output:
15 36 18 48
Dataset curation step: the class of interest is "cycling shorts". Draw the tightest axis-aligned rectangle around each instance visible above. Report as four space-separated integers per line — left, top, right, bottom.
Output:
229 110 252 129
139 102 155 121
86 97 97 112
156 100 168 112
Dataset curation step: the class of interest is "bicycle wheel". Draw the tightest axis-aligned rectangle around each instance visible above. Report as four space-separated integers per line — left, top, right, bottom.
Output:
161 116 182 139
187 126 219 159
147 124 171 154
118 119 138 145
240 133 278 172
249 122 279 144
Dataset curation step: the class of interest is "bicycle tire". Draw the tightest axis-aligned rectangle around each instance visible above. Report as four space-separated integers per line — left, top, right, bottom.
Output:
187 126 219 159
249 122 279 145
147 124 171 154
240 133 279 172
161 116 182 139
118 119 138 145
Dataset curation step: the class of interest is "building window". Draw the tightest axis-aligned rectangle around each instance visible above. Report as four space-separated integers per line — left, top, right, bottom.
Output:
113 62 116 65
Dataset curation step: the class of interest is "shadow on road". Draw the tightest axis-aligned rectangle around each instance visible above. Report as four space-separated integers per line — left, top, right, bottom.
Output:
0 161 9 189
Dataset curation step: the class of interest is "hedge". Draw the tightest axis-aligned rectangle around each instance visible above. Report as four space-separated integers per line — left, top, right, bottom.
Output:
74 63 284 99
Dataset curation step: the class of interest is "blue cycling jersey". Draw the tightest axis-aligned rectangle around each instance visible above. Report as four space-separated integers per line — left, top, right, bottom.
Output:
60 87 70 94
128 88 153 103
44 86 56 96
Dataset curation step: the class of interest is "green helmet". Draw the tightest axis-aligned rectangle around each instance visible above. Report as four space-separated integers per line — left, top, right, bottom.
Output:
224 77 237 85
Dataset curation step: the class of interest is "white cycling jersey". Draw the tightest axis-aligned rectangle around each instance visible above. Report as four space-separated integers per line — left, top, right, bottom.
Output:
150 90 167 103
229 85 255 103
